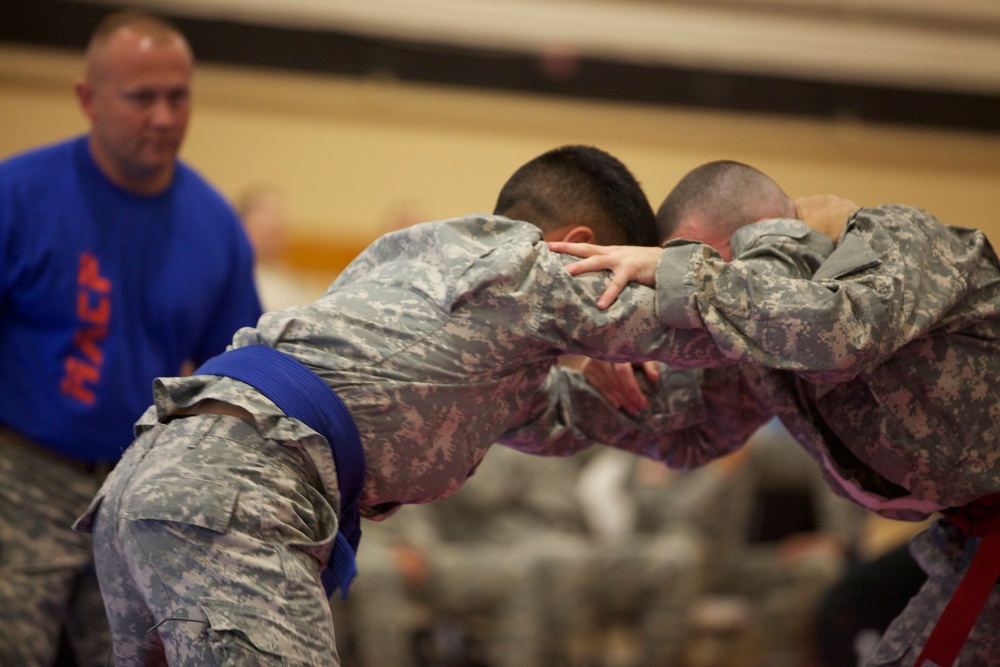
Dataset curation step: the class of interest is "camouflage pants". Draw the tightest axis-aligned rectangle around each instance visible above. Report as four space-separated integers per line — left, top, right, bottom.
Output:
78 414 342 666
0 427 112 667
546 532 703 667
341 539 425 667
424 534 584 667
866 519 1000 667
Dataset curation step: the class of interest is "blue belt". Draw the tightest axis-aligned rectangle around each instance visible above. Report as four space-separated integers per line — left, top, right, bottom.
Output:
194 344 364 600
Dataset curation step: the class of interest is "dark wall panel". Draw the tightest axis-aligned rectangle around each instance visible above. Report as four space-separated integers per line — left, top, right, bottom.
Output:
2 0 997 133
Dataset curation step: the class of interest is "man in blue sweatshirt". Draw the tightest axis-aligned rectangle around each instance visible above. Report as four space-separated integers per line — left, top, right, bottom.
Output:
0 11 261 666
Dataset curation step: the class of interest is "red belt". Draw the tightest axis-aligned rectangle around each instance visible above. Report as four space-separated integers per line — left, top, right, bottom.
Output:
915 492 1000 667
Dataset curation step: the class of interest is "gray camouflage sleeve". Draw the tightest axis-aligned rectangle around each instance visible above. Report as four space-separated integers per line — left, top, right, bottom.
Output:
499 363 770 469
499 221 828 466
654 211 960 381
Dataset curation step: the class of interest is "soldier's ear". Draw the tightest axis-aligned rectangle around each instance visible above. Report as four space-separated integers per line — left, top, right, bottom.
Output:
560 226 595 244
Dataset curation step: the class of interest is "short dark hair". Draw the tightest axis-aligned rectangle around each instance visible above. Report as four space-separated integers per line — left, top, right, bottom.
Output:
494 145 658 246
656 160 793 242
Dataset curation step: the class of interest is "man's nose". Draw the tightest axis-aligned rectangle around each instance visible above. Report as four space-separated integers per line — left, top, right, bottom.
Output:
149 97 180 126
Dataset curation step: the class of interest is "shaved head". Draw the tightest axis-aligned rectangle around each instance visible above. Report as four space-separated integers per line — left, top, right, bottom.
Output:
76 10 194 194
657 160 795 252
85 11 192 84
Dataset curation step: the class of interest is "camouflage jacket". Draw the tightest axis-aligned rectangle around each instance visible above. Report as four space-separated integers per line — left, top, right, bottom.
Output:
504 206 1000 521
139 215 715 521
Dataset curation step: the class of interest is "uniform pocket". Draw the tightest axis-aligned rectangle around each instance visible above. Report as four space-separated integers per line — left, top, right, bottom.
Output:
812 232 881 281
72 491 105 534
284 482 338 568
124 476 239 534
202 599 318 665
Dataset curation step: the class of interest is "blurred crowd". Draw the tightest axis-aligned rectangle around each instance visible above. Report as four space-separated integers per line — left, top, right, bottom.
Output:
328 416 882 667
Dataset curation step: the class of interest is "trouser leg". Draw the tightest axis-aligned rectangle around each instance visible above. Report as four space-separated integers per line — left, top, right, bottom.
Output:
0 429 105 667
91 415 342 666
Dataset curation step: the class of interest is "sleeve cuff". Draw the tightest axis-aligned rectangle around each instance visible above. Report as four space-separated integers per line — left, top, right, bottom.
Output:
655 242 707 329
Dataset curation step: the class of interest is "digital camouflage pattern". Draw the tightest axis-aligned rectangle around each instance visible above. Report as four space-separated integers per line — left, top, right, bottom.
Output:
185 215 693 515
656 205 1000 516
76 214 707 665
78 206 1000 665
506 205 1000 666
0 428 111 667
78 414 341 666
867 520 1000 666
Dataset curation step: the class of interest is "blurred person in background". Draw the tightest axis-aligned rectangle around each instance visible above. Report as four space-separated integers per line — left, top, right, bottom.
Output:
346 442 703 667
557 445 705 667
237 185 323 312
377 445 593 667
0 10 261 666
699 418 863 667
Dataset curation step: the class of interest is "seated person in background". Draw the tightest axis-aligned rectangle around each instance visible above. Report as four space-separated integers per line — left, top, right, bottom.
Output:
560 446 706 667
345 442 704 667
702 418 864 667
330 503 438 667
382 445 594 667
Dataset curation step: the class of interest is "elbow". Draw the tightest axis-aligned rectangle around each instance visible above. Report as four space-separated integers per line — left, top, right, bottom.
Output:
786 292 892 376
793 324 887 380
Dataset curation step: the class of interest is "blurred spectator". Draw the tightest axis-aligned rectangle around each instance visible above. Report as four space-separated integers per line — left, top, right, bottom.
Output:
340 441 708 667
0 11 261 665
809 516 930 667
562 447 707 667
347 445 591 667
342 420 859 667
237 184 322 311
332 506 441 667
686 418 865 667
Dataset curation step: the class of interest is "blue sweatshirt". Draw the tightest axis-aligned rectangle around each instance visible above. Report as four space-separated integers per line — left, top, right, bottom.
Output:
0 136 262 462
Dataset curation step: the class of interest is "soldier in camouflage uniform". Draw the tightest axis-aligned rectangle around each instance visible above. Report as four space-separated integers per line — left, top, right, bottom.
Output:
414 444 593 667
543 160 1000 666
347 439 703 667
71 144 709 666
334 504 440 667
699 418 863 666
553 447 706 667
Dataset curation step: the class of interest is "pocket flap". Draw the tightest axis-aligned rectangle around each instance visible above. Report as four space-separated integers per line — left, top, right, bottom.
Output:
813 232 881 281
201 599 294 657
72 492 105 534
125 476 239 534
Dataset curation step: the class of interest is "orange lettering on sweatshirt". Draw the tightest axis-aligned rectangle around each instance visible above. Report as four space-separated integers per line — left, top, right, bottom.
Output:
61 252 111 405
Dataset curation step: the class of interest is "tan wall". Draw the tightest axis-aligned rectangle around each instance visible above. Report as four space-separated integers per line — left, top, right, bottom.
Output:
3 42 999 279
